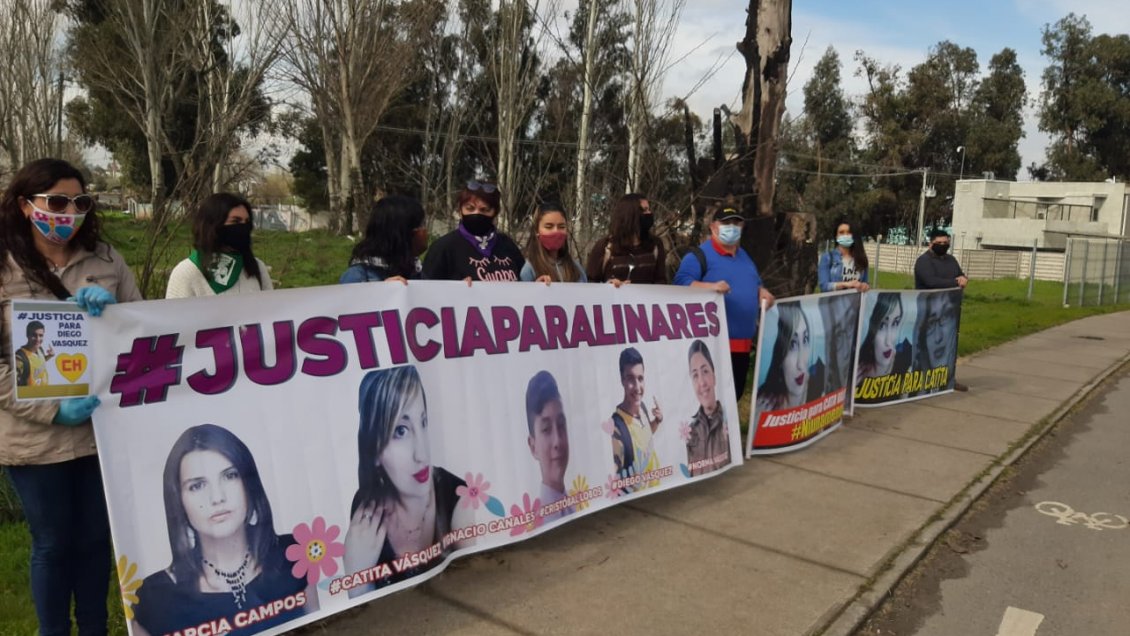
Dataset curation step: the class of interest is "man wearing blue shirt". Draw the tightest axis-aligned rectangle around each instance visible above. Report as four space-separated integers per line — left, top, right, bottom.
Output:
674 208 775 399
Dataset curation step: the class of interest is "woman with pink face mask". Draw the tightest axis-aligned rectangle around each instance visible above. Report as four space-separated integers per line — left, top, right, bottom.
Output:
520 203 587 283
1 158 141 636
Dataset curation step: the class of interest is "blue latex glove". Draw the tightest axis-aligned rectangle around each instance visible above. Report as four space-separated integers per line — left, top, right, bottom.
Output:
70 286 116 317
53 396 101 426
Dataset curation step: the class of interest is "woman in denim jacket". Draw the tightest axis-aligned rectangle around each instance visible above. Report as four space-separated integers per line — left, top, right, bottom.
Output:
817 221 870 292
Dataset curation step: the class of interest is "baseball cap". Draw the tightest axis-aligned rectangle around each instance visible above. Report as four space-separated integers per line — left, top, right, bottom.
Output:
713 207 745 222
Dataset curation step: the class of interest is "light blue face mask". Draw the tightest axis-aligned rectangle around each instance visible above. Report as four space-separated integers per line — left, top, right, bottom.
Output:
718 224 742 245
836 235 854 248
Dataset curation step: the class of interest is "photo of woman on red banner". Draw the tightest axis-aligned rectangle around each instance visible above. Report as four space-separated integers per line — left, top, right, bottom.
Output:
818 293 860 397
132 424 316 636
343 366 472 597
755 304 820 413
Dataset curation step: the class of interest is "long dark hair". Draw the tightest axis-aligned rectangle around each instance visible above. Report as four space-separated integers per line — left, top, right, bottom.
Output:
192 193 262 287
353 366 428 513
608 193 650 252
761 304 808 398
0 158 104 299
351 196 425 279
834 220 869 272
859 293 902 369
161 424 277 590
523 203 582 282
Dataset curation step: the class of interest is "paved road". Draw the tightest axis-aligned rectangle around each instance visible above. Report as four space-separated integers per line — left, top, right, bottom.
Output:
856 367 1130 636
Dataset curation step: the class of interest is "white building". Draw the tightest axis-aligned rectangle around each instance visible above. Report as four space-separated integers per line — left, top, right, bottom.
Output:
952 179 1130 250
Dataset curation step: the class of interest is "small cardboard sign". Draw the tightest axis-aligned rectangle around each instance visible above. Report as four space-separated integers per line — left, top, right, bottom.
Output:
9 300 92 400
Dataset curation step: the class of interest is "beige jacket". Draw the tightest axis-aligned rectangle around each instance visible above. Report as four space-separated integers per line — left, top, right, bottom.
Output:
1 243 142 465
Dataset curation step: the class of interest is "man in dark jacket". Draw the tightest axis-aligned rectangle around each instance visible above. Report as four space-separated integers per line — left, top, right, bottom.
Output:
914 229 968 390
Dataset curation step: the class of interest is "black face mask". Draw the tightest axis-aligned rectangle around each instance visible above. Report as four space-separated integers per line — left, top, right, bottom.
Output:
931 243 950 256
639 214 655 240
217 223 252 253
461 213 495 237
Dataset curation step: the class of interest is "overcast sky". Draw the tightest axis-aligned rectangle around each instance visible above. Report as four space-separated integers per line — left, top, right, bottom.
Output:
658 0 1130 180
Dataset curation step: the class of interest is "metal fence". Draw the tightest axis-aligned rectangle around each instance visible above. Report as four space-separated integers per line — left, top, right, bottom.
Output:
1062 237 1130 307
863 243 1066 282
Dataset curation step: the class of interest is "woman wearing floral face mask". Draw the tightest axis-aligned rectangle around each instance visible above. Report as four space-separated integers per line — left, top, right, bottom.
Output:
817 220 870 293
520 203 587 283
421 181 524 283
1 158 142 636
165 193 273 298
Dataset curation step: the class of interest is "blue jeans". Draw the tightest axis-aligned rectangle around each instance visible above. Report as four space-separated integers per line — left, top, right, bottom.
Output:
6 455 111 636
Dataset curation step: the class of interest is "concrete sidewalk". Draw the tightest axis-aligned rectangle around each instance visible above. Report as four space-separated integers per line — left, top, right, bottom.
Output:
324 311 1130 636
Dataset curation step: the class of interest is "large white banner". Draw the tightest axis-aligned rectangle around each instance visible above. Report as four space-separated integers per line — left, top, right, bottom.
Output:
89 282 742 636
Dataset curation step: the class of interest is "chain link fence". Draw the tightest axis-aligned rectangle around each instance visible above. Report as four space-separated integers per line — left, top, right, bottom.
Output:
1062 237 1130 307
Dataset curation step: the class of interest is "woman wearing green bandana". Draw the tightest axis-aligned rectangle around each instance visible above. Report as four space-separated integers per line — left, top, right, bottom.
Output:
165 193 274 298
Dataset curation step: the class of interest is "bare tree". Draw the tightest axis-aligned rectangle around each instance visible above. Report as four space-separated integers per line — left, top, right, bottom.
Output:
572 0 603 236
623 0 684 193
283 0 439 234
486 0 556 230
0 0 68 171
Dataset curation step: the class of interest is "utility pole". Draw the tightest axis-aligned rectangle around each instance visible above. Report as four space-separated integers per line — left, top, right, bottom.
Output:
916 167 929 247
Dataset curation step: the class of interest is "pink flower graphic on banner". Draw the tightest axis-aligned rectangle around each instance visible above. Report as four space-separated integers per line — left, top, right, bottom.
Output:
286 516 346 585
116 555 143 621
456 472 492 509
508 493 543 536
678 421 692 443
605 474 622 500
601 419 615 435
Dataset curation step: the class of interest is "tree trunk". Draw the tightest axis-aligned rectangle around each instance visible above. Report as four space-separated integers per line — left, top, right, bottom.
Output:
573 0 600 238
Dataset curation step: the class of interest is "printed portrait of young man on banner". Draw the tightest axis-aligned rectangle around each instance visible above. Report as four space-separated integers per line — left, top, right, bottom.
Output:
854 288 962 407
746 292 857 456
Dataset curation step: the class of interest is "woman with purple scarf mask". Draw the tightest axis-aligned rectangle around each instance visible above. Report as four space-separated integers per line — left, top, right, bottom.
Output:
421 181 524 282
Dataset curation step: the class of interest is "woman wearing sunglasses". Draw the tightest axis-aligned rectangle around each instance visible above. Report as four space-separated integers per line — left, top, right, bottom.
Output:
1 158 142 636
421 181 524 282
166 193 273 298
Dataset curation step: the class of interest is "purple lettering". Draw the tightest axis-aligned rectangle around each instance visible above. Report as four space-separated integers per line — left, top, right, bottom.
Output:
649 304 672 341
187 327 237 395
543 305 572 349
687 303 709 337
623 304 652 343
590 305 620 346
241 322 297 386
457 307 499 357
491 306 521 354
441 307 460 358
569 306 597 347
380 310 409 365
667 303 692 339
519 306 549 352
339 312 382 369
297 317 347 377
705 302 721 336
405 308 441 362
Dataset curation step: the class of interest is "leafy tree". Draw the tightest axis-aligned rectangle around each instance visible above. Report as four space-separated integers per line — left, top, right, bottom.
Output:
967 48 1026 179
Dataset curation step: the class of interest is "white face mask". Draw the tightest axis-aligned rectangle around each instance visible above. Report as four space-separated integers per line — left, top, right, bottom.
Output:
718 224 742 246
29 203 86 245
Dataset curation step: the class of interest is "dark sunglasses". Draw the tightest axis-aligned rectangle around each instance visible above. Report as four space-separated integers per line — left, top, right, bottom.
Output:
30 193 96 214
467 180 498 194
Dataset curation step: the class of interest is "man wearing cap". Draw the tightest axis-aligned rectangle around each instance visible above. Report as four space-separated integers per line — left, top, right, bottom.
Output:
674 207 775 399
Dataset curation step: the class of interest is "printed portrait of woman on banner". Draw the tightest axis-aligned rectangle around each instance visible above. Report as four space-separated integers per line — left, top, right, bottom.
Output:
755 304 823 413
343 366 473 597
684 340 731 477
818 292 861 400
132 424 316 636
912 290 961 396
855 292 914 405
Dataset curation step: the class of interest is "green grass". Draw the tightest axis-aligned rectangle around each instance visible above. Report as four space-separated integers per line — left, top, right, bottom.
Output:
2 230 1127 632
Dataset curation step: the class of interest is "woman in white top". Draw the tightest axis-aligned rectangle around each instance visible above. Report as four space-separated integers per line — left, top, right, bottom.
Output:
165 193 273 298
